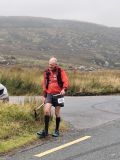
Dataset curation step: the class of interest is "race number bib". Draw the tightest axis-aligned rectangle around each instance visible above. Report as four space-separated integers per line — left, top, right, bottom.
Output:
58 97 64 104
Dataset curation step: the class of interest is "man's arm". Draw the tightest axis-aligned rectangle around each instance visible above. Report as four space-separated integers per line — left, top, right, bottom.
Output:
42 70 47 98
60 69 69 95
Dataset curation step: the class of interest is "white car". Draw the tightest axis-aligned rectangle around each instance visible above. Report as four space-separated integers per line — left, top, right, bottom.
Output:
0 83 9 102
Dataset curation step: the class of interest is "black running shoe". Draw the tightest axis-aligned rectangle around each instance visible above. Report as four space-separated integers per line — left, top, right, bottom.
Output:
52 130 59 137
37 130 48 138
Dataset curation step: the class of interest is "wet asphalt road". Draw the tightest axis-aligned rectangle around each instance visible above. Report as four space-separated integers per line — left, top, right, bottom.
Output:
62 96 120 129
1 95 120 160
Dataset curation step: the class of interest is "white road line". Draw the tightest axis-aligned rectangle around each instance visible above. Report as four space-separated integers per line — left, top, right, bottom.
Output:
34 136 91 158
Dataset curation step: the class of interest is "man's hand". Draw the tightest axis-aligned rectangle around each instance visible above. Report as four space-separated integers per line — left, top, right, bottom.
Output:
60 89 65 95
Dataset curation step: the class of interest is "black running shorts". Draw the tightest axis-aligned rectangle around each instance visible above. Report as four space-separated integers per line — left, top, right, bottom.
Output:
45 93 64 107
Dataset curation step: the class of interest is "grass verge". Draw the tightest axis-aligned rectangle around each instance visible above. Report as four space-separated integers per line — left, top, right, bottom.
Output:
0 101 67 154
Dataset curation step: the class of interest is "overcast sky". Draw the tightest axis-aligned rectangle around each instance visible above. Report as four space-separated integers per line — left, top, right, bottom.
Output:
0 0 120 27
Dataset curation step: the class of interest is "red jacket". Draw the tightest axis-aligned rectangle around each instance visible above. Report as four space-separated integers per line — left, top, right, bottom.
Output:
43 66 68 96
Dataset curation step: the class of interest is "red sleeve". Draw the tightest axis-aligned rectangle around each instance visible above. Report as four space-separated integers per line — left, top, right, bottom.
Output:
61 69 69 90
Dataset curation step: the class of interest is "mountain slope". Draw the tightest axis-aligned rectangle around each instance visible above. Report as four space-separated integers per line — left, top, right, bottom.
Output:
0 16 120 68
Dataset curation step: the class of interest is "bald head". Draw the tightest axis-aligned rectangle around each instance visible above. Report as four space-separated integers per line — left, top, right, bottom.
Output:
49 57 57 65
49 57 58 71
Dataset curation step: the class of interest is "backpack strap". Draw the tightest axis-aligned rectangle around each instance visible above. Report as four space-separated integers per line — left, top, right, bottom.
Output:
57 68 63 89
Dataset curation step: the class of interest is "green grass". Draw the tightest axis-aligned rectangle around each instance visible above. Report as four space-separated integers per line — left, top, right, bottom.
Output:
0 101 67 154
0 67 42 95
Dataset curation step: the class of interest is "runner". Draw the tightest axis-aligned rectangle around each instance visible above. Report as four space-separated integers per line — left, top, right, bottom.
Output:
37 57 69 138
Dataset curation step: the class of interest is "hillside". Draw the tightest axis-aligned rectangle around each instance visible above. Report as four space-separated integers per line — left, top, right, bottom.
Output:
0 16 120 68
